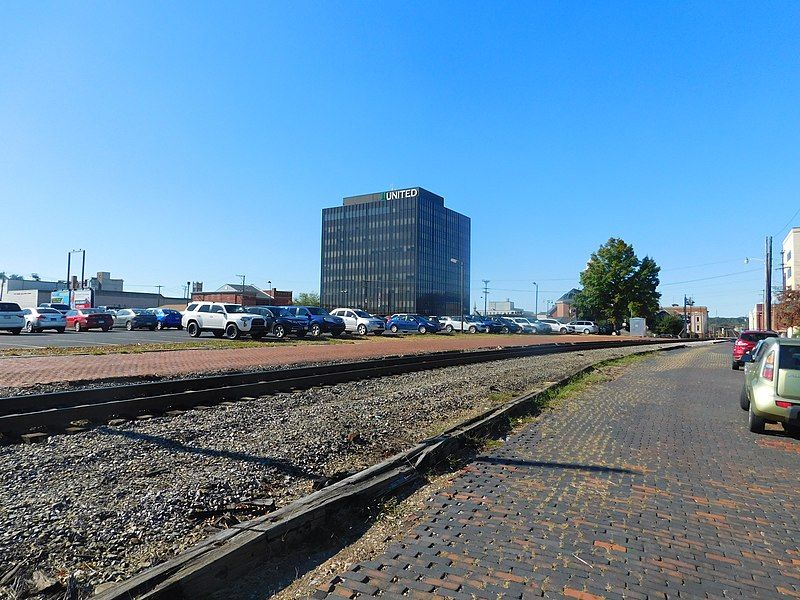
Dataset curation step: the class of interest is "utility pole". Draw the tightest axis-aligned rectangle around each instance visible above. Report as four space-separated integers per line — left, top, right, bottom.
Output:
155 285 163 306
532 281 539 318
482 280 490 316
765 236 773 330
236 274 246 304
451 258 464 332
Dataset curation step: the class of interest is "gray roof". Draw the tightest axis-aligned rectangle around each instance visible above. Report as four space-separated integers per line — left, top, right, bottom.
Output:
216 284 272 299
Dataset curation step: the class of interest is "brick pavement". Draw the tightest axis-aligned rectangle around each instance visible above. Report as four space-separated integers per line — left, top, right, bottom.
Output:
315 344 800 599
0 335 621 389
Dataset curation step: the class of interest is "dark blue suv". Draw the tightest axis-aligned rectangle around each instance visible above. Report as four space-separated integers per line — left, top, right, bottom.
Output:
245 306 309 339
285 306 346 338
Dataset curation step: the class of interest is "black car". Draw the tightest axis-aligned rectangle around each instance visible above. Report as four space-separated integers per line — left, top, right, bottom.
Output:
245 306 308 339
473 315 505 333
284 306 346 337
487 316 522 334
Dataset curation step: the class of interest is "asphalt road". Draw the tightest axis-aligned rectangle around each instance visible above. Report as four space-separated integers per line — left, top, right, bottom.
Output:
315 342 800 599
0 328 189 349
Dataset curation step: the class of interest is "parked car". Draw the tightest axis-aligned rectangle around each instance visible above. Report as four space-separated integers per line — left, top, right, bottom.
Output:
473 315 505 334
330 308 386 335
439 316 488 334
182 302 267 339
386 314 440 334
732 330 779 370
739 337 800 434
284 306 346 337
244 306 309 339
39 302 72 314
0 302 24 335
485 316 522 334
529 319 552 334
22 307 66 333
66 308 114 332
148 308 183 330
537 318 571 334
113 308 158 331
568 320 600 335
505 317 535 334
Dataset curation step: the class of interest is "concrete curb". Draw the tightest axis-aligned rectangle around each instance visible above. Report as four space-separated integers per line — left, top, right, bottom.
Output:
95 343 692 600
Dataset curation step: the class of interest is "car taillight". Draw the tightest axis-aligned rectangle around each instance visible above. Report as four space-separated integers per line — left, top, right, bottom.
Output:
762 351 775 381
776 400 792 408
735 340 748 347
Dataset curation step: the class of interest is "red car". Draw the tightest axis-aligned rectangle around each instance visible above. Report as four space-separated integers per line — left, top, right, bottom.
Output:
65 308 114 332
732 330 778 370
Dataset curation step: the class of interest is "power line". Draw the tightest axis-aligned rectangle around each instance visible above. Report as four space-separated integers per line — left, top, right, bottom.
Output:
660 268 761 287
774 204 800 238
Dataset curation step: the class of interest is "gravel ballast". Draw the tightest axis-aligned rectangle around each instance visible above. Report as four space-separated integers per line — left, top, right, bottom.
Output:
0 345 675 598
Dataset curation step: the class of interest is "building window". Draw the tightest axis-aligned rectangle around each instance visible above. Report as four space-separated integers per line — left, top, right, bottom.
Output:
787 250 792 261
788 266 792 278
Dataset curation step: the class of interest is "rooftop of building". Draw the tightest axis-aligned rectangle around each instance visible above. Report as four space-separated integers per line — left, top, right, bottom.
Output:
341 187 445 207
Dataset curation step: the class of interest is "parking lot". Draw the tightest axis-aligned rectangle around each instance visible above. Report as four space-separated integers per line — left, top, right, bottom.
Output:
0 328 190 349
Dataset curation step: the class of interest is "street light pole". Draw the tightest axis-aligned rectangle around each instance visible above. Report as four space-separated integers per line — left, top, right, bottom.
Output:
482 280 490 316
765 236 773 331
236 274 246 304
532 281 538 318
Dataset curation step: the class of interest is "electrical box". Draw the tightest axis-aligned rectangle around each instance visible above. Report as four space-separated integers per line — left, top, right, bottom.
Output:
629 317 646 337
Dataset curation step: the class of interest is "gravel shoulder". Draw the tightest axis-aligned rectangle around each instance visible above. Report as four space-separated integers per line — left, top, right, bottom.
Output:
0 344 677 598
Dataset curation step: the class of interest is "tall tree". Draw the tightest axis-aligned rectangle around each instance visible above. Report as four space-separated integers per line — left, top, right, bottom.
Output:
293 291 320 306
574 238 661 329
775 289 800 330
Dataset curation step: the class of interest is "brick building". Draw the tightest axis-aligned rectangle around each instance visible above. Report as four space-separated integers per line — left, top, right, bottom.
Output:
191 283 292 306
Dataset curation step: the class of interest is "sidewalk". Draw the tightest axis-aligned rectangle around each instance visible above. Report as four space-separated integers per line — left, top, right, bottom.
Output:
0 335 620 389
315 344 800 599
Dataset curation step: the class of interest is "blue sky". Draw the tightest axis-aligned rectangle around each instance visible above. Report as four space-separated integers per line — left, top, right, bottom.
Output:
1 2 798 316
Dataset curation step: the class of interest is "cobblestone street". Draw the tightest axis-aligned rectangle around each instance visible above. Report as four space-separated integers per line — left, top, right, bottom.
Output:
316 343 800 599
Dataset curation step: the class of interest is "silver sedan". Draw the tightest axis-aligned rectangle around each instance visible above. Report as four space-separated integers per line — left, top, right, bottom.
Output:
22 307 67 333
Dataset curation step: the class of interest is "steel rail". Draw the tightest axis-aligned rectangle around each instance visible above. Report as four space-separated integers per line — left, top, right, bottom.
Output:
0 339 677 438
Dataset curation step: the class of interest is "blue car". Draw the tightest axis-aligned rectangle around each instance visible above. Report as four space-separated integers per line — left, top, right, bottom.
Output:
284 306 346 337
148 308 183 330
473 315 505 334
386 314 440 334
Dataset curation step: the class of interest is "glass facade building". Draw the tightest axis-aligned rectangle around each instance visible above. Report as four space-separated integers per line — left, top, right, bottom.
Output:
321 187 470 316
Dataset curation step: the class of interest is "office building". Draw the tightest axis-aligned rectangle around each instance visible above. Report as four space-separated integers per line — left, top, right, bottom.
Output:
783 227 799 290
321 187 470 316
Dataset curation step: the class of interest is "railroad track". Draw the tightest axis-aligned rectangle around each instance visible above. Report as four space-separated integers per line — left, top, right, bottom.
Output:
0 338 684 441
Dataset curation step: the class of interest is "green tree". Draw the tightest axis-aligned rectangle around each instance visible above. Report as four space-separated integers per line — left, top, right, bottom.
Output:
651 312 684 335
574 238 661 329
293 291 320 306
775 289 800 330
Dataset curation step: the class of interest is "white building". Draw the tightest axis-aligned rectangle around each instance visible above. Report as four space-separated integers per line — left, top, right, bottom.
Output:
783 227 800 290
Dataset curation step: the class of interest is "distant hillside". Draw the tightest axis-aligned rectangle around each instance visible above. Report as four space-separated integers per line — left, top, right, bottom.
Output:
708 316 747 328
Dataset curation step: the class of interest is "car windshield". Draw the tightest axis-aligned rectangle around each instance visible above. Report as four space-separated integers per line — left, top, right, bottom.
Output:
0 303 21 311
779 347 800 370
224 305 248 313
306 307 328 316
38 308 60 314
268 307 289 317
131 309 146 315
354 310 371 318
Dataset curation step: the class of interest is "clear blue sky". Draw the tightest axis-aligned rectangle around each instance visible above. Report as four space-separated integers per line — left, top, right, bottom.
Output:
2 2 798 316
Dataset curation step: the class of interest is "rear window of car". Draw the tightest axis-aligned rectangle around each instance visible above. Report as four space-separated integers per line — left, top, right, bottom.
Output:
741 332 779 343
0 303 21 311
38 308 60 314
779 347 800 370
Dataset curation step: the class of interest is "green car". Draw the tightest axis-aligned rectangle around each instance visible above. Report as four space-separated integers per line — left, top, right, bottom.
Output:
740 337 800 434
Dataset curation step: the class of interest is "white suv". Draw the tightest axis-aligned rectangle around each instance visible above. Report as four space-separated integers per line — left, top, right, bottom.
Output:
330 308 385 335
0 302 24 335
538 318 572 334
568 320 600 334
182 302 267 340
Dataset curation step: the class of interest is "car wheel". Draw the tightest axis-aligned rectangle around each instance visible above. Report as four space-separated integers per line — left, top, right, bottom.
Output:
102 326 110 332
390 325 399 333
583 328 590 335
156 322 163 330
469 325 477 334
560 328 567 334
739 385 750 411
126 321 133 331
225 323 241 340
74 322 82 332
273 324 286 339
357 324 367 336
748 405 766 434
445 324 454 333
310 324 322 337
731 361 740 371
501 326 509 334
149 325 157 331
783 423 800 436
25 321 34 333
56 328 65 333
187 322 201 338
418 325 427 334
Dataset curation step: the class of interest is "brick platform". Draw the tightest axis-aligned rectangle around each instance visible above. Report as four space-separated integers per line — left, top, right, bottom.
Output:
315 343 800 599
0 334 622 389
